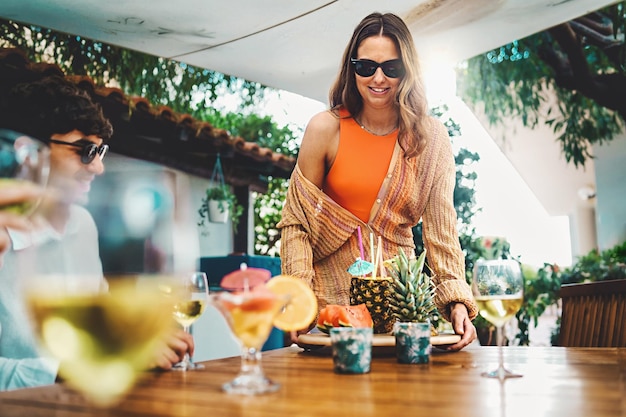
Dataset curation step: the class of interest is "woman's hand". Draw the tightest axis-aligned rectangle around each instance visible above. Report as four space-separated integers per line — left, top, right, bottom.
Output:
443 302 477 351
149 329 195 370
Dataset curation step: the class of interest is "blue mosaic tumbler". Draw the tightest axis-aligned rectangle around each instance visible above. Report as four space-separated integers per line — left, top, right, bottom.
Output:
330 327 373 374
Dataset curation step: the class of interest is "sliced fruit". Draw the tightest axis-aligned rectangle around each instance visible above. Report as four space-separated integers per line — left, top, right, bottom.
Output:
316 304 373 334
265 275 317 332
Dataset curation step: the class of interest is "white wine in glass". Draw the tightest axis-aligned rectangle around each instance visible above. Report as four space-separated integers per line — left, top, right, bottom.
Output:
26 277 175 407
171 271 208 371
472 259 524 379
0 128 49 214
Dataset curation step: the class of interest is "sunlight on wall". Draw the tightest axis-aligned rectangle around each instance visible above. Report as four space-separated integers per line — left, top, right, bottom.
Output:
446 96 572 268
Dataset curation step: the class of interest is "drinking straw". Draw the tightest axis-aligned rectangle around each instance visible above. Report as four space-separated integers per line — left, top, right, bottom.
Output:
369 232 375 275
240 262 249 293
373 236 382 280
377 237 386 277
357 226 365 260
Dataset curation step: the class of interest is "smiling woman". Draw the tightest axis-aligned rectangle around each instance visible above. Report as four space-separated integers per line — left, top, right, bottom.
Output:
278 12 478 353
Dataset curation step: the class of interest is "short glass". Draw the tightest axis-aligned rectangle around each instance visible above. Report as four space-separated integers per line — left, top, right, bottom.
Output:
330 327 373 374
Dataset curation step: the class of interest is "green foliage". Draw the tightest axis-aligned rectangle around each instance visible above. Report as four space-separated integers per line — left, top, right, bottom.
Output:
515 263 561 346
459 3 626 168
200 110 300 157
0 19 267 114
559 240 626 284
253 177 289 257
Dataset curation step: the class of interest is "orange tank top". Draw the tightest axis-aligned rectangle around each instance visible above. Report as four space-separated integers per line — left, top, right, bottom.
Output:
323 110 397 223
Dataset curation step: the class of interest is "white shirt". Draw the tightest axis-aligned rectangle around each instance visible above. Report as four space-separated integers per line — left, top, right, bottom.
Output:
0 205 105 390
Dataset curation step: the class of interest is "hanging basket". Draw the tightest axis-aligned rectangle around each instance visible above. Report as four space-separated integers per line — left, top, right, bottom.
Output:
208 199 229 224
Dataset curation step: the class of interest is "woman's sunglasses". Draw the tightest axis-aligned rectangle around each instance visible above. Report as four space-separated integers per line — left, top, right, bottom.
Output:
350 58 405 79
48 138 109 165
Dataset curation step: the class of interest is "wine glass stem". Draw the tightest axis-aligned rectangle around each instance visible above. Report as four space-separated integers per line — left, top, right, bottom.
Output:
240 347 264 378
181 325 192 365
496 324 505 378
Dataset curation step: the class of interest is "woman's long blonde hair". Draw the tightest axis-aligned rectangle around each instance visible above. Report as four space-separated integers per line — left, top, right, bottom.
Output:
329 12 429 158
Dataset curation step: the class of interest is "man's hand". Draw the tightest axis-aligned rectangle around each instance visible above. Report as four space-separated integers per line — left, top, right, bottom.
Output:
149 329 195 370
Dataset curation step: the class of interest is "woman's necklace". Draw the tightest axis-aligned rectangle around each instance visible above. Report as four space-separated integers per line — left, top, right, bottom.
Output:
355 117 398 136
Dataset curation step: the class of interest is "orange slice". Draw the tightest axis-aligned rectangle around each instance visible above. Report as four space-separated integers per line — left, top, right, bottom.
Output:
266 275 317 332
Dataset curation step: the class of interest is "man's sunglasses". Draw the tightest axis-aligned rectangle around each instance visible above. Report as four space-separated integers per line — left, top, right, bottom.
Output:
350 58 405 79
48 138 109 165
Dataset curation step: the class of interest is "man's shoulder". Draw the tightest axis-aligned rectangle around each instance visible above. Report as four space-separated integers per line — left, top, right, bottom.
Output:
69 205 96 225
63 205 98 240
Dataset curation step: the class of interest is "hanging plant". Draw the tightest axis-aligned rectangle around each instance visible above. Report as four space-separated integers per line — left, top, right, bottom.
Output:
197 154 244 231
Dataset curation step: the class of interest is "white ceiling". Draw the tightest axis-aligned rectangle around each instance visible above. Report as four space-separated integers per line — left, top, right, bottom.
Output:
0 0 616 103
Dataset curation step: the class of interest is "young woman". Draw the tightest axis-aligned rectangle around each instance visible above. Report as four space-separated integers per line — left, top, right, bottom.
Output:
279 12 478 351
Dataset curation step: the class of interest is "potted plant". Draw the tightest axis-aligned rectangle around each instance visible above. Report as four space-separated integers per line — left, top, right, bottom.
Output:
386 248 437 364
197 184 244 230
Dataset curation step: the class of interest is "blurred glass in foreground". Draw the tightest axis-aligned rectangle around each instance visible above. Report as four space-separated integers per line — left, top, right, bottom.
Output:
0 128 49 214
25 275 178 407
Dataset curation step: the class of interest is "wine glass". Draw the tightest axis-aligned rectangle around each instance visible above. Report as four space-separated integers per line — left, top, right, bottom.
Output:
0 128 50 213
209 289 290 394
472 259 524 379
25 275 176 407
171 271 209 370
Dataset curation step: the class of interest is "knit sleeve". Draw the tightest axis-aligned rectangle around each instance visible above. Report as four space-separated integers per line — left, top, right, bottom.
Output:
421 121 478 322
277 167 316 287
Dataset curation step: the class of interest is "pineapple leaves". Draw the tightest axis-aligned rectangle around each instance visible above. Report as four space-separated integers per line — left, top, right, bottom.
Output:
387 248 437 323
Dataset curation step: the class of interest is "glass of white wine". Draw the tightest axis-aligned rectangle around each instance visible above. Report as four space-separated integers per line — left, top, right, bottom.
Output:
472 259 524 379
26 275 176 407
171 271 209 371
0 128 50 214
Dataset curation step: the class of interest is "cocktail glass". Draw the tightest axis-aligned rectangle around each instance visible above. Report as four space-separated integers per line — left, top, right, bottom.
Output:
209 290 289 395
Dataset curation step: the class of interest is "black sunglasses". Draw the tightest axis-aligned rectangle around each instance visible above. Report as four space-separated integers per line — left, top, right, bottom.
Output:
350 58 405 78
48 138 109 164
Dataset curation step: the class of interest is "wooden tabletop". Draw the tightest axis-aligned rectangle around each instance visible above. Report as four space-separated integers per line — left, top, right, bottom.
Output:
1 345 624 417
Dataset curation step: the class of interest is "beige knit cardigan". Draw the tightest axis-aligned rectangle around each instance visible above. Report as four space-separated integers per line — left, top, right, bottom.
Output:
277 117 478 322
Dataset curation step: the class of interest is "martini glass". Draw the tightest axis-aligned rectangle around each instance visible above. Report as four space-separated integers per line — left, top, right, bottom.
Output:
209 289 290 395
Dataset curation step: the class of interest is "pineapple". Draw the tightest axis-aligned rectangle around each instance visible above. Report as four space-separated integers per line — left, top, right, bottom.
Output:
386 248 437 326
350 276 395 333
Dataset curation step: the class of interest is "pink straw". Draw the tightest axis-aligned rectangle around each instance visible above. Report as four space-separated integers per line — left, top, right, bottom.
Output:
357 226 365 260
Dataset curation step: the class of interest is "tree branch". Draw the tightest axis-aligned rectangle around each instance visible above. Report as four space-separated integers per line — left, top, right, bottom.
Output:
546 23 626 120
572 11 622 66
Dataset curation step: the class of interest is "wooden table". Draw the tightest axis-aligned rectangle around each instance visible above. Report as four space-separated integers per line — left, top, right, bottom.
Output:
1 345 624 417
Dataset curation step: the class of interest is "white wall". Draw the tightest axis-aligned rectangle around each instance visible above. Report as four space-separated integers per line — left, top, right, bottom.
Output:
593 132 626 251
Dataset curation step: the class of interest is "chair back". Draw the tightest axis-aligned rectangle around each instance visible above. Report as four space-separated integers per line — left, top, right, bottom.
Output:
558 279 626 347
